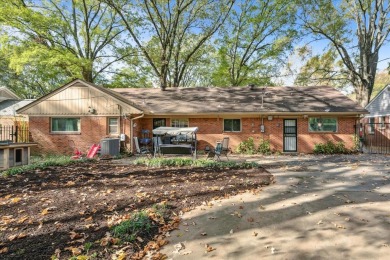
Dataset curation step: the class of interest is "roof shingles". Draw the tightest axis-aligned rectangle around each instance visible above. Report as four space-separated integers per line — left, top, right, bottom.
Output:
113 86 367 115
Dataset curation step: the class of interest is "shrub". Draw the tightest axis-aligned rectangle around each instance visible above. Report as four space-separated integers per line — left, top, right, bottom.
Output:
236 137 256 154
313 141 351 154
257 139 271 155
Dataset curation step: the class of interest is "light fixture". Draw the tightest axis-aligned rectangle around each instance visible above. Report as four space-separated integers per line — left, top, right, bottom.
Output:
88 107 95 114
303 115 308 119
268 115 273 121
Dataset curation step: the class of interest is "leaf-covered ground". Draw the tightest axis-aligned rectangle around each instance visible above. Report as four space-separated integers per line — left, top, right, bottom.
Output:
0 160 273 259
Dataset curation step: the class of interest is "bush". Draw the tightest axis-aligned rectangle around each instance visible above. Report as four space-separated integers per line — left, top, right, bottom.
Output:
313 141 351 154
257 139 271 155
236 137 273 155
236 137 256 154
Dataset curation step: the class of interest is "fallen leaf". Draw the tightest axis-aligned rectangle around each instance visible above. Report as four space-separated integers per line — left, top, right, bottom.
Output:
8 235 17 241
0 247 8 254
18 216 29 224
205 244 216 253
69 231 83 240
84 216 93 222
10 197 22 204
17 233 27 239
65 247 81 256
200 232 207 236
253 232 258 237
247 217 254 222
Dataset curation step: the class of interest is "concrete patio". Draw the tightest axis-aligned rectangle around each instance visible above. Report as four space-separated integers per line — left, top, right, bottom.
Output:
160 154 390 259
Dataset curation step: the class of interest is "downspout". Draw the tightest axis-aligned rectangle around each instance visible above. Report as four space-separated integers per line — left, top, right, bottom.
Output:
130 113 145 153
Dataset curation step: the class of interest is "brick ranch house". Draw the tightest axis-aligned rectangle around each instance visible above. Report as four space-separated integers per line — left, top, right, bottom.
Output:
17 79 368 155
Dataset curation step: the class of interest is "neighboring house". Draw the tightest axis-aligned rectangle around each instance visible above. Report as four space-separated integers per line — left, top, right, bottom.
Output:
17 79 368 155
0 86 34 132
0 99 35 127
361 84 390 153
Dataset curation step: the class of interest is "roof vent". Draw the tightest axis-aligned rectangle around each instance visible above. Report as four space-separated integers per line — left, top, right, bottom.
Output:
248 84 255 90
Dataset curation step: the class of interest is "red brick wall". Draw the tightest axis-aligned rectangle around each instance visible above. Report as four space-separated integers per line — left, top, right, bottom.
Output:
31 116 358 155
30 116 109 155
134 116 357 154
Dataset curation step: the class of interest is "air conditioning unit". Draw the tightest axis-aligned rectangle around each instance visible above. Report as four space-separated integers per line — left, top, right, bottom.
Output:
100 138 120 156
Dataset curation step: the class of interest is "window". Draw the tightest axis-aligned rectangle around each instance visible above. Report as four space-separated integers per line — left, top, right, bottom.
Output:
108 118 119 134
379 116 386 129
153 118 166 129
51 118 80 133
308 118 337 132
368 117 375 134
224 119 241 132
171 118 189 127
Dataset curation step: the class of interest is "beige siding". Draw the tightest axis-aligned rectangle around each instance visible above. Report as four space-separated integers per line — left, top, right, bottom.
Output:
22 83 141 115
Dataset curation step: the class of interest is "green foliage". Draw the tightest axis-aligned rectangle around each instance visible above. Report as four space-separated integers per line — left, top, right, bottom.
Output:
1 156 85 176
211 0 297 86
83 242 93 254
133 157 259 169
112 211 153 243
294 48 349 90
313 141 351 154
236 137 273 155
0 0 126 94
236 137 256 154
257 139 271 155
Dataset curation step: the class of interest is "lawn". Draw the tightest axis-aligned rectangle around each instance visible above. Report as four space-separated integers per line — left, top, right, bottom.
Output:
0 159 273 259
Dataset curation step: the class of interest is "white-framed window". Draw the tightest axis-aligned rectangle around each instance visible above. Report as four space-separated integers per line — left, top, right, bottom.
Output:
171 118 189 127
379 116 386 129
368 117 375 134
51 118 80 133
108 118 119 134
224 119 241 132
308 118 337 132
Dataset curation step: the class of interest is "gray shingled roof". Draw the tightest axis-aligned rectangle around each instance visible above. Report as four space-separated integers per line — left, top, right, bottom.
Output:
113 86 367 115
0 99 35 116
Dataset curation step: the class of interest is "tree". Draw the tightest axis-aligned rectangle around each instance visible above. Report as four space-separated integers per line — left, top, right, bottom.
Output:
298 0 390 107
0 0 128 92
211 0 297 87
105 0 234 90
294 47 351 89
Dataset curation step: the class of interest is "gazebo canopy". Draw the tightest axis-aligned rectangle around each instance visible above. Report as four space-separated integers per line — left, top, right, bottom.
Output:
152 127 199 136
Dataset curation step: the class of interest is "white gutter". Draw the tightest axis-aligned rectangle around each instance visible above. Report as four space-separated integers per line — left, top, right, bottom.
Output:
129 113 145 153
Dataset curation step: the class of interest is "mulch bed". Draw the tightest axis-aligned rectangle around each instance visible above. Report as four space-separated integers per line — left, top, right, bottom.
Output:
0 160 273 259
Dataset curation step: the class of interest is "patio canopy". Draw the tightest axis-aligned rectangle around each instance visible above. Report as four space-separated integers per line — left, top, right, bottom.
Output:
152 126 199 136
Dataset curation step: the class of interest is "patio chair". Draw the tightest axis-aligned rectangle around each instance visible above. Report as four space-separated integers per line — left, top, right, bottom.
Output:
208 137 230 161
152 136 163 156
133 137 151 157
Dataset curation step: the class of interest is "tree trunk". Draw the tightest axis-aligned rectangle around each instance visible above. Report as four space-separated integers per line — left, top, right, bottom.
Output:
355 82 370 108
82 65 94 83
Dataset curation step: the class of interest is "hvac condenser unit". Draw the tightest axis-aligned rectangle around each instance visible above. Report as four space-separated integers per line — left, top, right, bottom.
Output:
100 138 120 156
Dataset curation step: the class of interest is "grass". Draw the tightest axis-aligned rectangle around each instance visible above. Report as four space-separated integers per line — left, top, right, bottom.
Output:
112 211 154 243
133 157 260 169
1 155 87 177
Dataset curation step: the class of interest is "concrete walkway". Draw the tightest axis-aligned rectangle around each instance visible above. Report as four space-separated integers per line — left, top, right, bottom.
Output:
160 154 390 259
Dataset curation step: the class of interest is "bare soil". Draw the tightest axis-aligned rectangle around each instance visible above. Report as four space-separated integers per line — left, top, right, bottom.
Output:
0 160 273 259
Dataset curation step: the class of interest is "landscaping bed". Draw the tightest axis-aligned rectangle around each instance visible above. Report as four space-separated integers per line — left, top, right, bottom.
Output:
0 160 273 259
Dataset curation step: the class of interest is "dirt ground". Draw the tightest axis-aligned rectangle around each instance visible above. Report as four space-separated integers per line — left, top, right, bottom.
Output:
0 160 273 259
